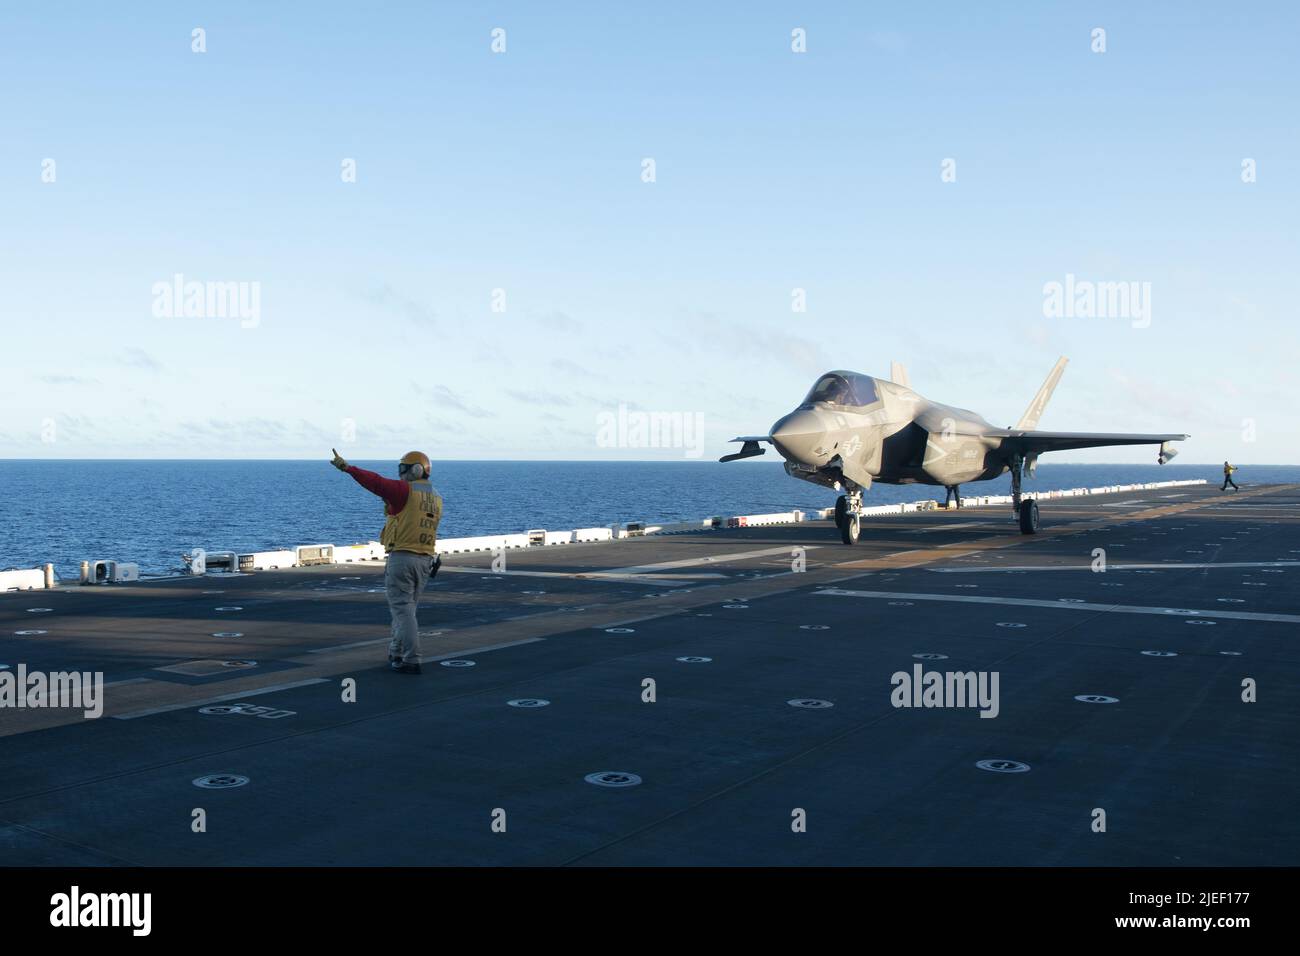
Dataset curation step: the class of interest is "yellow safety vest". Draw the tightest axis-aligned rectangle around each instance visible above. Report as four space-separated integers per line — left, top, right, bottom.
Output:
381 480 443 556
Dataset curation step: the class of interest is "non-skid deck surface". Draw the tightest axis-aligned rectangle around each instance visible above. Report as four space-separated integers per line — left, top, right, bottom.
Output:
2 483 1296 865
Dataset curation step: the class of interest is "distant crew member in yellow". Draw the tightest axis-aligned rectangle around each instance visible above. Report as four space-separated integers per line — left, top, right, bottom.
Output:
331 449 443 673
1222 461 1239 492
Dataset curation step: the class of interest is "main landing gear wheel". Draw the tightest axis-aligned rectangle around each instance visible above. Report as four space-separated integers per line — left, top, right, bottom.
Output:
835 490 863 544
1018 499 1039 535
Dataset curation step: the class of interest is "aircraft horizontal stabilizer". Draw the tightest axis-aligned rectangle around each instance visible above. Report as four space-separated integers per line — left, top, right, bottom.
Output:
720 437 769 463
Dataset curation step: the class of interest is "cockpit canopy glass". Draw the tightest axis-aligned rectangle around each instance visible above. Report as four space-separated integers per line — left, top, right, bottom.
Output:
803 372 880 408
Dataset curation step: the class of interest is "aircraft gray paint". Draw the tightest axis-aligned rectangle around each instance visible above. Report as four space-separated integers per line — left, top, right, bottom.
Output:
721 357 1187 543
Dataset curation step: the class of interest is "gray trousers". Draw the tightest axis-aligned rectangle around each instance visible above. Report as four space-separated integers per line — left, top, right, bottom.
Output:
385 550 435 664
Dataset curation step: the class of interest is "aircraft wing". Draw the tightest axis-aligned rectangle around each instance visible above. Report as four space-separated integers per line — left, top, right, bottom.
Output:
997 358 1188 459
998 431 1189 456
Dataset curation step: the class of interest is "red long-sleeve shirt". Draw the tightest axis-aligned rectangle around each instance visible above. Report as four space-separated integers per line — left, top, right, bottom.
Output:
345 465 409 515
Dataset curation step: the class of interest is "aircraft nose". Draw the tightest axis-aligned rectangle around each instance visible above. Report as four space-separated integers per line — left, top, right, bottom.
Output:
770 408 827 463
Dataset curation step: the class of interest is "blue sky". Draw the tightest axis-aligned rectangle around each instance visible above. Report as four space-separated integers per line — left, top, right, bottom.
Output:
2 2 1296 462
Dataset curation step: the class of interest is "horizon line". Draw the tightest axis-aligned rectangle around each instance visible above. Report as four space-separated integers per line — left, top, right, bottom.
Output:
0 458 1285 466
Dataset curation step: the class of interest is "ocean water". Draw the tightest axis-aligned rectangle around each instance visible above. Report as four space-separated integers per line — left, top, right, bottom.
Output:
1 460 1294 579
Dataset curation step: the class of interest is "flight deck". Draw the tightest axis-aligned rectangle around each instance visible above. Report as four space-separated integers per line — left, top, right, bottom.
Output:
2 482 1297 866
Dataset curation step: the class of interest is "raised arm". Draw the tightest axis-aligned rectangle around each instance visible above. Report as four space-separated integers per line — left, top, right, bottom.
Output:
331 449 409 513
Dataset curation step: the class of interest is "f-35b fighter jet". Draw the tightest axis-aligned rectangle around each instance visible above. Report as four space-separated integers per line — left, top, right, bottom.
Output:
721 358 1187 543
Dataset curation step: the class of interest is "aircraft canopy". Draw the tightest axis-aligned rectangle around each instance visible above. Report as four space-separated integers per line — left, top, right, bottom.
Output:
804 372 879 408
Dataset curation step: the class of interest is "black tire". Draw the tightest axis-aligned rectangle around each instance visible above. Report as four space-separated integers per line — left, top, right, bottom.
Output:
834 495 848 529
1018 499 1039 534
840 512 860 545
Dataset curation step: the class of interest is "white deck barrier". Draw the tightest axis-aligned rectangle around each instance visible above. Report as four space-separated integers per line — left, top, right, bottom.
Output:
334 541 386 563
435 533 530 555
727 511 802 527
239 549 297 571
87 560 141 584
295 544 335 567
204 551 240 573
641 519 716 534
1 569 46 591
527 529 574 546
35 479 1210 588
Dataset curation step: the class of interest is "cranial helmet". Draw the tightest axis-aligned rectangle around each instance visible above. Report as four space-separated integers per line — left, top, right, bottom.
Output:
398 450 431 480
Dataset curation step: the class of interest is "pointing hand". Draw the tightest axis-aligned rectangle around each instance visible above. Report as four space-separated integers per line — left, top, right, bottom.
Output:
330 448 350 472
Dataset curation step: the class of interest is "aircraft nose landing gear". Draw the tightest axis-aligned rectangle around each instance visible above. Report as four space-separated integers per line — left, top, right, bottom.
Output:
834 491 863 544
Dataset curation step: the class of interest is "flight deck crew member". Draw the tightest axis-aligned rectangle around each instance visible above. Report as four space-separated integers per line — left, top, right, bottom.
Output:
331 449 443 673
1222 461 1239 491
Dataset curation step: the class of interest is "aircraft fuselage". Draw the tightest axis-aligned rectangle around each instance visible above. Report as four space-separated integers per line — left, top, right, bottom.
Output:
733 362 1187 541
769 375 1012 494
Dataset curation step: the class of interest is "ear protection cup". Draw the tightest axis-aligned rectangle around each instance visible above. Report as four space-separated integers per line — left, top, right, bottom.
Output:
399 451 431 480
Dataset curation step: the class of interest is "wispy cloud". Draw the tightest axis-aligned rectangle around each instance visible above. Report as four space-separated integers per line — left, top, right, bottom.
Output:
173 417 335 444
39 374 100 386
413 384 495 418
506 389 572 406
118 348 162 373
550 357 607 381
361 282 437 327
537 311 583 333
1103 368 1221 428
669 316 832 377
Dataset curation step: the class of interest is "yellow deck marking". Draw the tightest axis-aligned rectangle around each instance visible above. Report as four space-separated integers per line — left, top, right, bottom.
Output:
4 485 1292 737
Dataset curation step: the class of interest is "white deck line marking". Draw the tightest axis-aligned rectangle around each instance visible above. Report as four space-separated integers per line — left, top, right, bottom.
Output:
308 636 539 656
606 545 820 575
307 638 389 652
115 638 547 719
597 612 689 629
929 561 1300 573
907 522 991 533
1193 511 1300 517
832 550 930 566
423 638 543 661
438 567 723 585
439 547 806 582
578 571 727 583
114 678 330 720
815 588 1300 624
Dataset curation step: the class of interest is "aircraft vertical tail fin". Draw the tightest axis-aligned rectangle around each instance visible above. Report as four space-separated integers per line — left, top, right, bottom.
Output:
1015 356 1069 431
890 360 911 388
